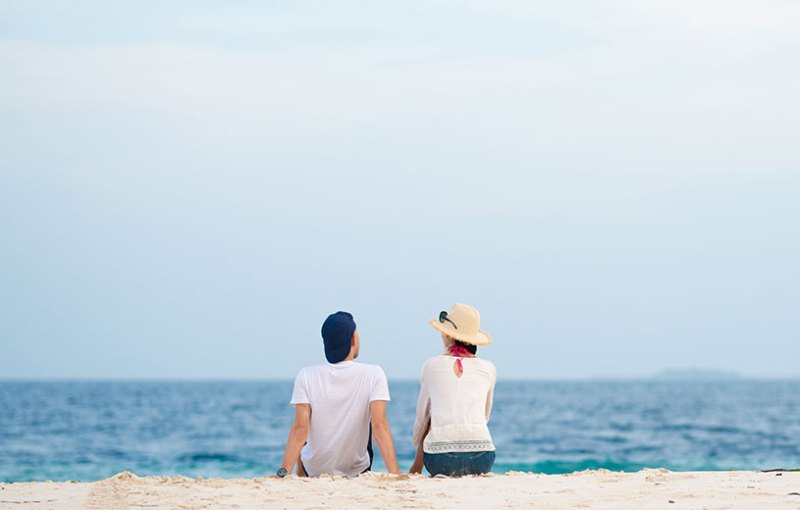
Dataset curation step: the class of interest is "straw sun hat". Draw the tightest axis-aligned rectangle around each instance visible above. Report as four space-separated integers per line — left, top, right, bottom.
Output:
428 303 493 346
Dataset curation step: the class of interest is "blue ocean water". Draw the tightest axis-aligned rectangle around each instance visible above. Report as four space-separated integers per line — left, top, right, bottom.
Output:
1 380 799 482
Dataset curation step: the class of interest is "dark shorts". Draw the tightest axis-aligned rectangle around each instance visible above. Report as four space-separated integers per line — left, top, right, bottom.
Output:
364 423 374 473
423 450 495 477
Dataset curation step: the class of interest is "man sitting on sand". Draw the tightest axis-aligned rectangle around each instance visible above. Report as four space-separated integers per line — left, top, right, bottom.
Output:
275 311 400 478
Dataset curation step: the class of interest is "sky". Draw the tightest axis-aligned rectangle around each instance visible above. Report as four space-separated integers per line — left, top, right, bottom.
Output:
1 1 798 380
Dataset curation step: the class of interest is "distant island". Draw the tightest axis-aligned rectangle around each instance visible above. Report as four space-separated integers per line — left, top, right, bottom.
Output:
655 368 741 380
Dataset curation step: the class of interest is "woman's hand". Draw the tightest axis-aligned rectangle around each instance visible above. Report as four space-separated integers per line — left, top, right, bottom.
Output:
409 428 427 474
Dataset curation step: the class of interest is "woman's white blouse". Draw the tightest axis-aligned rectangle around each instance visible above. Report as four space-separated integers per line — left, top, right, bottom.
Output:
411 355 497 453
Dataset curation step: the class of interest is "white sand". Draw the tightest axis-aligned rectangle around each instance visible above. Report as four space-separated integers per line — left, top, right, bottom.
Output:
1 470 799 510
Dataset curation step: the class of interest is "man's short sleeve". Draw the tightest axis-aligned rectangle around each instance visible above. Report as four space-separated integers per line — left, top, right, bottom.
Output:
369 366 391 402
290 370 309 406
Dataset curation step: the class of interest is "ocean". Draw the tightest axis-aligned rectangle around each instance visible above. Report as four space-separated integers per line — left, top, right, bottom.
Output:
1 380 798 482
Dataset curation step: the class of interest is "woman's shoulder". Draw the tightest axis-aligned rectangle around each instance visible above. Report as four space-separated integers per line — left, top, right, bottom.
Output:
469 357 497 376
421 355 449 368
420 355 459 374
473 357 495 368
421 355 496 374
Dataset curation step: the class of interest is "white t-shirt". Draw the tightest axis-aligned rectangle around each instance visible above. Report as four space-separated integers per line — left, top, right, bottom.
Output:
290 361 390 477
411 355 496 453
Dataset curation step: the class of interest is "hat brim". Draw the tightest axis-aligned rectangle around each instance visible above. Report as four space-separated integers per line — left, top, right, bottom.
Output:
428 319 493 346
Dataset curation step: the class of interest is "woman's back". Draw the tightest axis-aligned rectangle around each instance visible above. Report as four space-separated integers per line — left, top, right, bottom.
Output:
410 303 497 476
413 355 497 453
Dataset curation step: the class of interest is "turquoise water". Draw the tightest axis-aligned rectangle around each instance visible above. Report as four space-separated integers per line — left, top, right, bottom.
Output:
1 380 798 481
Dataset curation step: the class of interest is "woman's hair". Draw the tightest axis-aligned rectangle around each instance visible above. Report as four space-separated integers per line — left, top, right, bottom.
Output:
453 339 477 355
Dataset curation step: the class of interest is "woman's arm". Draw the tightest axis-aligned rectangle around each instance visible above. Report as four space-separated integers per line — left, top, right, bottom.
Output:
410 365 431 474
411 365 431 446
485 385 495 422
409 418 430 474
485 364 497 422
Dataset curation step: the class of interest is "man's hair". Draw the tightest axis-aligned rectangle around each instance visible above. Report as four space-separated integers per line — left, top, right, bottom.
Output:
454 339 477 355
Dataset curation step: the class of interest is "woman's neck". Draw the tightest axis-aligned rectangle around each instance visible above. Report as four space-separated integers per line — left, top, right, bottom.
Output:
447 344 475 358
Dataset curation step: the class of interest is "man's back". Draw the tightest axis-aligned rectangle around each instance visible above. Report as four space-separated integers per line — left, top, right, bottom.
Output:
290 361 390 477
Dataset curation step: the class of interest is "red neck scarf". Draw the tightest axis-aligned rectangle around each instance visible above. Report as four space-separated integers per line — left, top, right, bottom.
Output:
448 344 473 374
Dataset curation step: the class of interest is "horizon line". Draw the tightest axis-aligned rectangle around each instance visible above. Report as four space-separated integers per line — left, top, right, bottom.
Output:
2 375 799 383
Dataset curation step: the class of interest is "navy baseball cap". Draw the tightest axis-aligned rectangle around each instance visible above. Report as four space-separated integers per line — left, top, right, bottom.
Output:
322 311 356 364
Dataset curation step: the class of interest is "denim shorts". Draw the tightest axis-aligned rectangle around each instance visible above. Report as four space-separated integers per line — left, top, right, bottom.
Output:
423 450 495 477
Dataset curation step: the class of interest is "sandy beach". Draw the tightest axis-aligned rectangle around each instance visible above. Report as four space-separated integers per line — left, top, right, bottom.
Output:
1 470 798 510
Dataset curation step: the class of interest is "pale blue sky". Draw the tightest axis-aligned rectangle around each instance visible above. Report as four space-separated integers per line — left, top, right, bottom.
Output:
1 1 798 379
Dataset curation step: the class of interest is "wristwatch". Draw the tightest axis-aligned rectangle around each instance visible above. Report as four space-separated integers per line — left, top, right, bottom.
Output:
276 467 288 478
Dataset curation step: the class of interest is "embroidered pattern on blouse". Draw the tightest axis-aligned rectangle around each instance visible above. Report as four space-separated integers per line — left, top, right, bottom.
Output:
425 440 495 453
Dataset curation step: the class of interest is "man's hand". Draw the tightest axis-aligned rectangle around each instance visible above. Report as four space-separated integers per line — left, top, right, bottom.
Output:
370 400 400 474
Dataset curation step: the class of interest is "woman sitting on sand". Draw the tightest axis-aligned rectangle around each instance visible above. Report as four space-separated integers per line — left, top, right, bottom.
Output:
409 303 497 477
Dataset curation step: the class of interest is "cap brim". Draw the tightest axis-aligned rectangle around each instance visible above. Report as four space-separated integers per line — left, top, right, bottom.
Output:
428 319 493 346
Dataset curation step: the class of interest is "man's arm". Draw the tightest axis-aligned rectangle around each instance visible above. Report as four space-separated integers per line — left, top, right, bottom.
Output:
278 404 311 476
370 400 400 474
